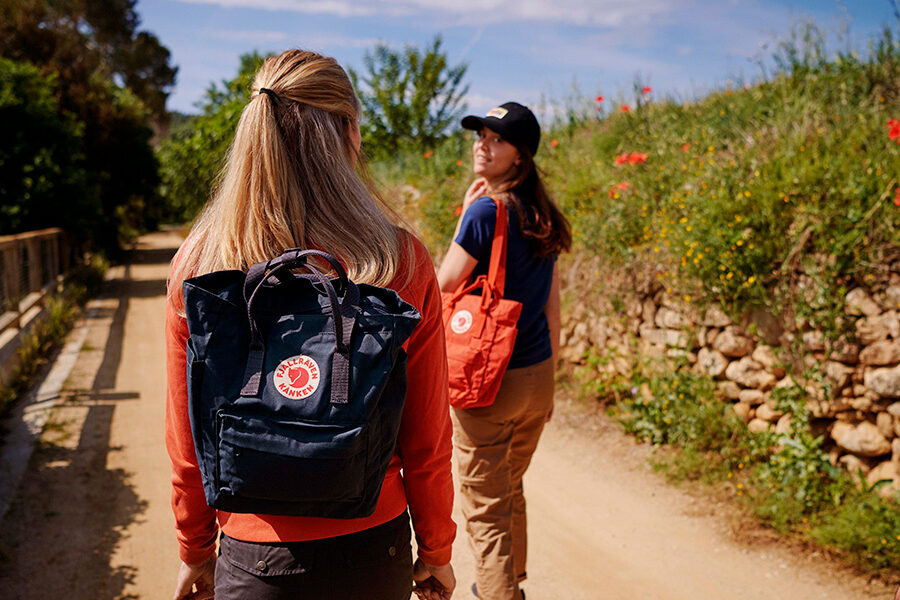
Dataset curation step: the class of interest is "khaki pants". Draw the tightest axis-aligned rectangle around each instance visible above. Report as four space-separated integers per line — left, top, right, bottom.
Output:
451 358 555 600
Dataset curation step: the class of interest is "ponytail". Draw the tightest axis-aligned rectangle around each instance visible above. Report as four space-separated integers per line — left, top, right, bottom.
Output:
169 49 412 307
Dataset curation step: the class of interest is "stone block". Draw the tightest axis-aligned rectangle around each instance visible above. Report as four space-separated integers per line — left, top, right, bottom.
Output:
864 365 900 398
831 421 892 457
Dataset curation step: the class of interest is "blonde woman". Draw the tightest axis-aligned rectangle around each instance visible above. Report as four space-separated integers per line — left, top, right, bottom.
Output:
165 50 455 600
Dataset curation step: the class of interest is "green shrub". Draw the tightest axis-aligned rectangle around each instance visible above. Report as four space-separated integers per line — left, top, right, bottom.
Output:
606 359 900 577
811 483 900 573
0 58 87 236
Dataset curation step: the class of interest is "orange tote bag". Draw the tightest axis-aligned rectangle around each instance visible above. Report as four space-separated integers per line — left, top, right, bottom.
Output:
442 197 523 409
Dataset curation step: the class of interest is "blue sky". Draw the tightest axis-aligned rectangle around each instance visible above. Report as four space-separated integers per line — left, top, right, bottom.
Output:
139 0 898 122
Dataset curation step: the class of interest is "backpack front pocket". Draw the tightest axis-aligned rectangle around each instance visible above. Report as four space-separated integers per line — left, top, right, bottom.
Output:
216 412 367 503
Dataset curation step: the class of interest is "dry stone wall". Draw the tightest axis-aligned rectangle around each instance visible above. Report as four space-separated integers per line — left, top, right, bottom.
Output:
561 268 900 497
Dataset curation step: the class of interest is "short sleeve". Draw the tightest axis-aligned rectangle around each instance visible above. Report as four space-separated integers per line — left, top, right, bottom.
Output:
454 196 497 261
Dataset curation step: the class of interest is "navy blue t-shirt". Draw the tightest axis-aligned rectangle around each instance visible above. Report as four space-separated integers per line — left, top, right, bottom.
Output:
455 196 555 369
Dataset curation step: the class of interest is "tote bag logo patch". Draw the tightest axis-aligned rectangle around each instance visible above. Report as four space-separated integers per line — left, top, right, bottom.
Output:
450 309 473 334
274 355 320 399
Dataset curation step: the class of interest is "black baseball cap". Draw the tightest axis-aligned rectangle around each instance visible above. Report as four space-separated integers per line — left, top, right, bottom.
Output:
461 102 541 156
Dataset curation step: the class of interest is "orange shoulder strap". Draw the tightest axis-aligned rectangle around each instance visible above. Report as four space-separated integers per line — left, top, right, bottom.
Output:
484 197 509 298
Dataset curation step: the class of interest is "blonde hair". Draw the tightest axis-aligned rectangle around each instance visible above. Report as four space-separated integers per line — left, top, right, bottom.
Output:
169 49 410 305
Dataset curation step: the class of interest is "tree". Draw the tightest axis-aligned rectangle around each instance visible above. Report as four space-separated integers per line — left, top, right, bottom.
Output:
0 0 177 127
0 0 173 253
156 53 268 221
0 59 89 235
350 36 468 158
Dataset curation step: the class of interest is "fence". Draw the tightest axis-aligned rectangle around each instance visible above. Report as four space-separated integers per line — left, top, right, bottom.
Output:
0 228 71 339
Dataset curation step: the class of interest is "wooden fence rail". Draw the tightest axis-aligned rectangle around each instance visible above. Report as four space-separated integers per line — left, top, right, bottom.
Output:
0 229 72 384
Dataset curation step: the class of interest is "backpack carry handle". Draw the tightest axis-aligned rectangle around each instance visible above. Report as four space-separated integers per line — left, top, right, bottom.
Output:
240 249 358 405
271 248 348 285
242 248 349 304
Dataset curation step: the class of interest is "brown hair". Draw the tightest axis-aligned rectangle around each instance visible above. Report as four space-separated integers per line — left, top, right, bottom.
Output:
494 146 571 258
168 49 411 305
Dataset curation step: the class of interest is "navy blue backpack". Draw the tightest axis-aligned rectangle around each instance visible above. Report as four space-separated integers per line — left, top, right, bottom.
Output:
182 249 420 518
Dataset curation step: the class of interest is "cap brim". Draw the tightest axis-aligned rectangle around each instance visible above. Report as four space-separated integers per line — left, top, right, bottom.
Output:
461 115 485 131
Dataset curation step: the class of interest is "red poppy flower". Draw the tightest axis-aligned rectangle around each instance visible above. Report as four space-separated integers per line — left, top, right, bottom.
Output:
596 106 603 112
895 187 900 207
616 181 631 190
642 86 652 94
889 119 900 141
551 139 559 147
456 160 463 166
627 152 648 164
614 153 629 165
680 143 690 152
608 186 616 198
595 95 604 102
454 205 463 216
621 105 630 113
423 150 434 159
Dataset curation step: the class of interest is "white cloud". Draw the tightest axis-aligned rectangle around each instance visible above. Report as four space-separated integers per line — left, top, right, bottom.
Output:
459 89 557 123
294 33 382 48
176 0 675 27
182 0 383 17
206 29 380 49
208 29 290 42
520 29 678 74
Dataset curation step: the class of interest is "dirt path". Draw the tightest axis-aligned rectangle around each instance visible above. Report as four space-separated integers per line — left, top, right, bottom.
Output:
0 231 893 599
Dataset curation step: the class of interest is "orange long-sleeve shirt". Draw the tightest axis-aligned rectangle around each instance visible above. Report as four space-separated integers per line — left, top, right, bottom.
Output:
164 235 455 566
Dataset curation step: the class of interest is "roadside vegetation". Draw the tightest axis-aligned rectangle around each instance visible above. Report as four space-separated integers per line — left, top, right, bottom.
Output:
589 360 900 576
0 0 177 257
0 255 108 420
0 1 175 416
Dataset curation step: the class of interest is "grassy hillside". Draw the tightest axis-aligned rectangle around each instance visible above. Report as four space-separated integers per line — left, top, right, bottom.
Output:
377 25 900 337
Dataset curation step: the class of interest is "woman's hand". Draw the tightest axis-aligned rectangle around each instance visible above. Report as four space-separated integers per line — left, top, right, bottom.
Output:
462 178 488 213
413 558 456 600
173 556 216 600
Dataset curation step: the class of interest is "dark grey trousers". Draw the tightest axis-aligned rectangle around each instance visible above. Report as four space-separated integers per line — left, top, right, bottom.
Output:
214 511 414 600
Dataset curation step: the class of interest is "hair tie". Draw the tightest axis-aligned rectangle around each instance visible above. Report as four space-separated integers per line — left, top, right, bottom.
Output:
258 87 278 101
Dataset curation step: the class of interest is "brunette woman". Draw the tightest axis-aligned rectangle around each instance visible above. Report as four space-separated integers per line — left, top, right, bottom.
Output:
437 102 571 600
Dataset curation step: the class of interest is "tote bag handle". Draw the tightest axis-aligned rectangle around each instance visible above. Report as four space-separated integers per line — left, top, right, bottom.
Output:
446 197 510 309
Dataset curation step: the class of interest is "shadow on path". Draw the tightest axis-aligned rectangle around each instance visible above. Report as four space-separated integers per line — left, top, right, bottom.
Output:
0 242 175 599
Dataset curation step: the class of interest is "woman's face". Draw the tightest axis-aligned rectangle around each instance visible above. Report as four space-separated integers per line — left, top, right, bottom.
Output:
472 127 520 186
